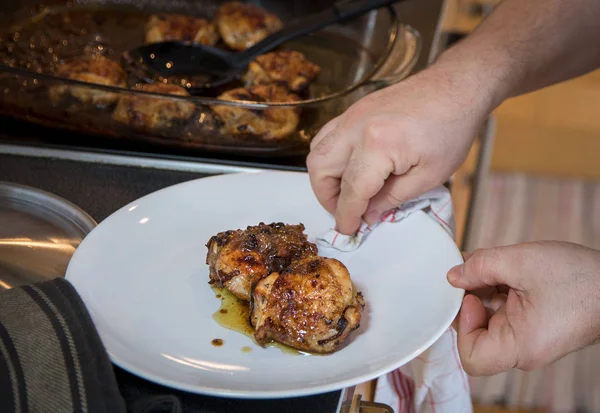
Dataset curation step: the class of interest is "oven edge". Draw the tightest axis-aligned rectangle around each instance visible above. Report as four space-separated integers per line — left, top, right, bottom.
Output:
0 143 267 175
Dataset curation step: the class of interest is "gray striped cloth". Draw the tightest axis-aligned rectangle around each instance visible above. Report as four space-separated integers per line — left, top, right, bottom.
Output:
0 278 183 413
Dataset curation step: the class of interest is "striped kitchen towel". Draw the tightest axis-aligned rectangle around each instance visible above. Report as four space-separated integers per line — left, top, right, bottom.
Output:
316 186 455 251
0 278 127 413
317 185 473 413
0 278 183 413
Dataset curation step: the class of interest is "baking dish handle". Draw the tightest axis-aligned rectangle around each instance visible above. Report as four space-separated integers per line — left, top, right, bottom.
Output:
366 23 422 88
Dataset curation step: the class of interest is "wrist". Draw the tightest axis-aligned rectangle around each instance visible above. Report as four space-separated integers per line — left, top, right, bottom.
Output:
431 35 524 115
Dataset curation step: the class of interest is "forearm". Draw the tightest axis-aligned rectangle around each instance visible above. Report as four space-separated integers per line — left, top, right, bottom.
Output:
432 0 600 111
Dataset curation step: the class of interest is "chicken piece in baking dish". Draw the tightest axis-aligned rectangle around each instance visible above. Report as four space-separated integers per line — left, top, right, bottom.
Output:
215 1 283 51
112 82 195 130
250 256 365 353
145 14 220 46
49 57 127 106
206 222 318 301
211 84 301 140
242 50 321 92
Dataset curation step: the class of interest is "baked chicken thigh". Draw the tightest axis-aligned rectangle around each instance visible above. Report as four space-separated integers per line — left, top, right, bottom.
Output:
49 56 127 106
211 84 301 140
206 222 318 301
112 82 195 130
215 2 283 51
243 50 321 92
145 14 219 46
250 256 365 353
205 222 365 354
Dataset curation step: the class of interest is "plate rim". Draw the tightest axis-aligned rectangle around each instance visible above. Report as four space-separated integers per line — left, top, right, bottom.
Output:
66 171 465 399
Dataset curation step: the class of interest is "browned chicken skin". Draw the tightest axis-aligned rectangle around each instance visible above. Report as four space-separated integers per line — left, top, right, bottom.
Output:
112 82 195 130
243 50 321 92
215 2 284 51
211 84 301 140
49 57 127 106
206 222 317 301
250 256 365 353
206 222 365 353
145 14 220 46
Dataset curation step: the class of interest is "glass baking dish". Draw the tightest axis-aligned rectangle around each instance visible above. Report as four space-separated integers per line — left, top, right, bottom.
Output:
0 0 421 157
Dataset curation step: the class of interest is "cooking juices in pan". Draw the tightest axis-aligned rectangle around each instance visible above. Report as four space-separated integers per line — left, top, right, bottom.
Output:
0 2 419 156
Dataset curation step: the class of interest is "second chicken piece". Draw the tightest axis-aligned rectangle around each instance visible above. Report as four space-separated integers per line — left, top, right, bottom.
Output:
250 255 365 353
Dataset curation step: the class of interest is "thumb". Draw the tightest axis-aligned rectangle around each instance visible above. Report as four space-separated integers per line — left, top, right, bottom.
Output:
363 169 432 225
448 246 523 291
457 294 518 376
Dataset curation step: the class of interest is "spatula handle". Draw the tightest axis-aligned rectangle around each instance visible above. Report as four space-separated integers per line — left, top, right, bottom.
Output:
234 0 405 68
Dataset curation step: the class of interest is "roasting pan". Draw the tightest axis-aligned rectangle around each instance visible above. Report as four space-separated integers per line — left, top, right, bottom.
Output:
0 0 421 157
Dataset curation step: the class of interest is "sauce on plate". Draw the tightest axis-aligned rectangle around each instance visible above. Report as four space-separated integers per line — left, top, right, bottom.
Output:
211 287 310 356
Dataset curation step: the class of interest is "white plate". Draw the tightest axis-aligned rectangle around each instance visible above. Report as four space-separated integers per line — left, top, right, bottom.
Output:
65 171 464 399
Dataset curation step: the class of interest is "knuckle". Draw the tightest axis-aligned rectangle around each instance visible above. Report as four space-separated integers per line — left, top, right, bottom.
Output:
310 124 341 154
341 164 378 201
465 249 487 276
362 120 388 149
469 248 501 286
462 356 506 377
501 244 530 288
309 139 319 151
460 356 491 377
362 119 419 176
459 359 479 376
312 133 335 156
466 367 487 377
312 116 340 142
518 355 541 372
305 151 319 173
519 362 536 372
388 144 412 175
309 132 320 150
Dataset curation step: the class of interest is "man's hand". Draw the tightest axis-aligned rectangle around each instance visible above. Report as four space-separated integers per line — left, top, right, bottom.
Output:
306 0 600 236
306 68 491 235
448 241 600 376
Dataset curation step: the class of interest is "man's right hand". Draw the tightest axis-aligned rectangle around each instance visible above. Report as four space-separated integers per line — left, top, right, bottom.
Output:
306 65 493 235
306 0 600 237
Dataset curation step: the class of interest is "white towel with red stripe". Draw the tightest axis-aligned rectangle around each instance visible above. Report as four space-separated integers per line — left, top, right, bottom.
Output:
316 186 455 251
316 185 473 413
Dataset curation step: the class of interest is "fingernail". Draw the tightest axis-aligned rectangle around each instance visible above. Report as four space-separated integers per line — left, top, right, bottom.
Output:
447 264 464 283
